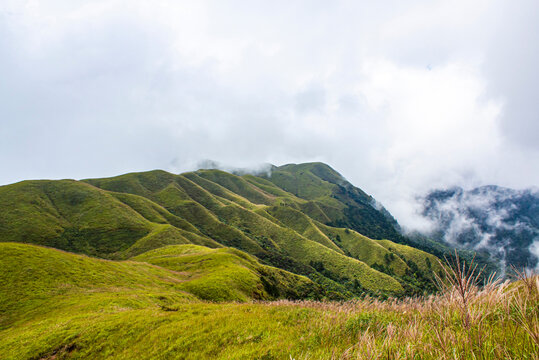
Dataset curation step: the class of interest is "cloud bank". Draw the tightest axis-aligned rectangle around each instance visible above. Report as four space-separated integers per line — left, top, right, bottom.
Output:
1 0 538 231
420 186 539 270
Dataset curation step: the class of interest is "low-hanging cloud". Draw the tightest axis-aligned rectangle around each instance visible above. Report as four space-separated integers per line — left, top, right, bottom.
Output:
419 186 539 271
0 0 538 235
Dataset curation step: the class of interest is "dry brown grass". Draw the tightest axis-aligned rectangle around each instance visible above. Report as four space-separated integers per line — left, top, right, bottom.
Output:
272 255 539 359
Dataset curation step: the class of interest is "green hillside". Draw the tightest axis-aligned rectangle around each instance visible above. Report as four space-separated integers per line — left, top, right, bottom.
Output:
0 163 535 360
0 243 535 359
0 180 152 256
0 163 444 297
0 242 318 358
261 163 404 241
131 245 319 301
0 242 318 326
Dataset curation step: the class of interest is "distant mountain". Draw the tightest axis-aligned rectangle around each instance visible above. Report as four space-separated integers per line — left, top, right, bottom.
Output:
421 185 539 270
0 162 442 298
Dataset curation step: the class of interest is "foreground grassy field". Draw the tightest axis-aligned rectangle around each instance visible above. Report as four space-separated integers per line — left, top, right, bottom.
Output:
1 243 537 359
1 284 537 359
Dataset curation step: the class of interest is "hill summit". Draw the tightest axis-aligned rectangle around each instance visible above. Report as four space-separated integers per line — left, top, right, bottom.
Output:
0 162 441 298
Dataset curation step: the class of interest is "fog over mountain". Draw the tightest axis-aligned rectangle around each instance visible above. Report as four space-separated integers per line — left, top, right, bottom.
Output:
1 0 538 239
1 3 538 358
419 186 539 271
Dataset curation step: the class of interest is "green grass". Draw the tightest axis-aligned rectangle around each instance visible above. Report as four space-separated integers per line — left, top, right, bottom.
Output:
83 166 414 295
0 163 534 358
0 243 318 319
132 245 318 301
262 162 405 242
0 180 152 257
1 242 536 359
212 201 403 294
316 223 409 275
243 174 305 199
266 205 343 253
0 242 323 359
183 172 258 209
267 166 335 200
84 169 177 196
4 299 536 360
1 163 451 298
0 243 195 330
378 239 443 274
115 224 222 259
265 204 443 289
196 169 275 205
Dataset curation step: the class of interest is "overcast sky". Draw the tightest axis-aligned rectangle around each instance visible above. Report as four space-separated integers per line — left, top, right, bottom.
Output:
1 0 538 229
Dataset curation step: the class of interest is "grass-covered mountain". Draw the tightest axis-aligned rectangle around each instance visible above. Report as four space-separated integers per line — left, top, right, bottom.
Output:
1 163 537 359
0 162 441 298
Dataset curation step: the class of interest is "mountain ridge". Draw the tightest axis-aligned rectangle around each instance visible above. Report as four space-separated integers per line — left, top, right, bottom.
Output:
0 162 443 298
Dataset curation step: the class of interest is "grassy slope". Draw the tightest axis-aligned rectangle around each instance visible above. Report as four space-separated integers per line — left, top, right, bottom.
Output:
265 205 343 253
116 223 219 259
132 245 319 301
3 299 535 360
87 172 266 255
378 239 444 274
0 242 323 359
0 180 152 257
261 162 404 241
0 164 445 297
213 202 403 293
195 169 275 205
1 243 535 359
264 204 441 282
0 243 194 331
315 222 409 276
0 243 318 323
82 169 408 294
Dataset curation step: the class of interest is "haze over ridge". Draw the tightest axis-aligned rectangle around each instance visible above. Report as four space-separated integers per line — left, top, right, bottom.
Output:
1 0 538 232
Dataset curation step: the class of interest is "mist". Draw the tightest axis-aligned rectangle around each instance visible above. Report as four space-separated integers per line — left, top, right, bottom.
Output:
419 186 539 270
1 0 538 235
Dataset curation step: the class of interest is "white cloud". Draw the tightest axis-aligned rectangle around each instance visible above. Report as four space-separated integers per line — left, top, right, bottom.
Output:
349 59 503 226
0 0 538 231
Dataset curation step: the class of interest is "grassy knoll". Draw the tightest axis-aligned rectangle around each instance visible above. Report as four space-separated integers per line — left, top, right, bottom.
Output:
131 245 319 301
115 224 219 259
0 243 537 359
378 240 443 274
0 243 318 311
0 243 194 331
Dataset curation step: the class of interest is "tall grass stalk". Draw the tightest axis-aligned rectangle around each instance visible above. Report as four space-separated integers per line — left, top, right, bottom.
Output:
511 266 539 347
263 254 538 359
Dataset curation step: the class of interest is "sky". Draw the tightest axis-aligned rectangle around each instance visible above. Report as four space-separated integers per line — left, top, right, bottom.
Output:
1 0 538 230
